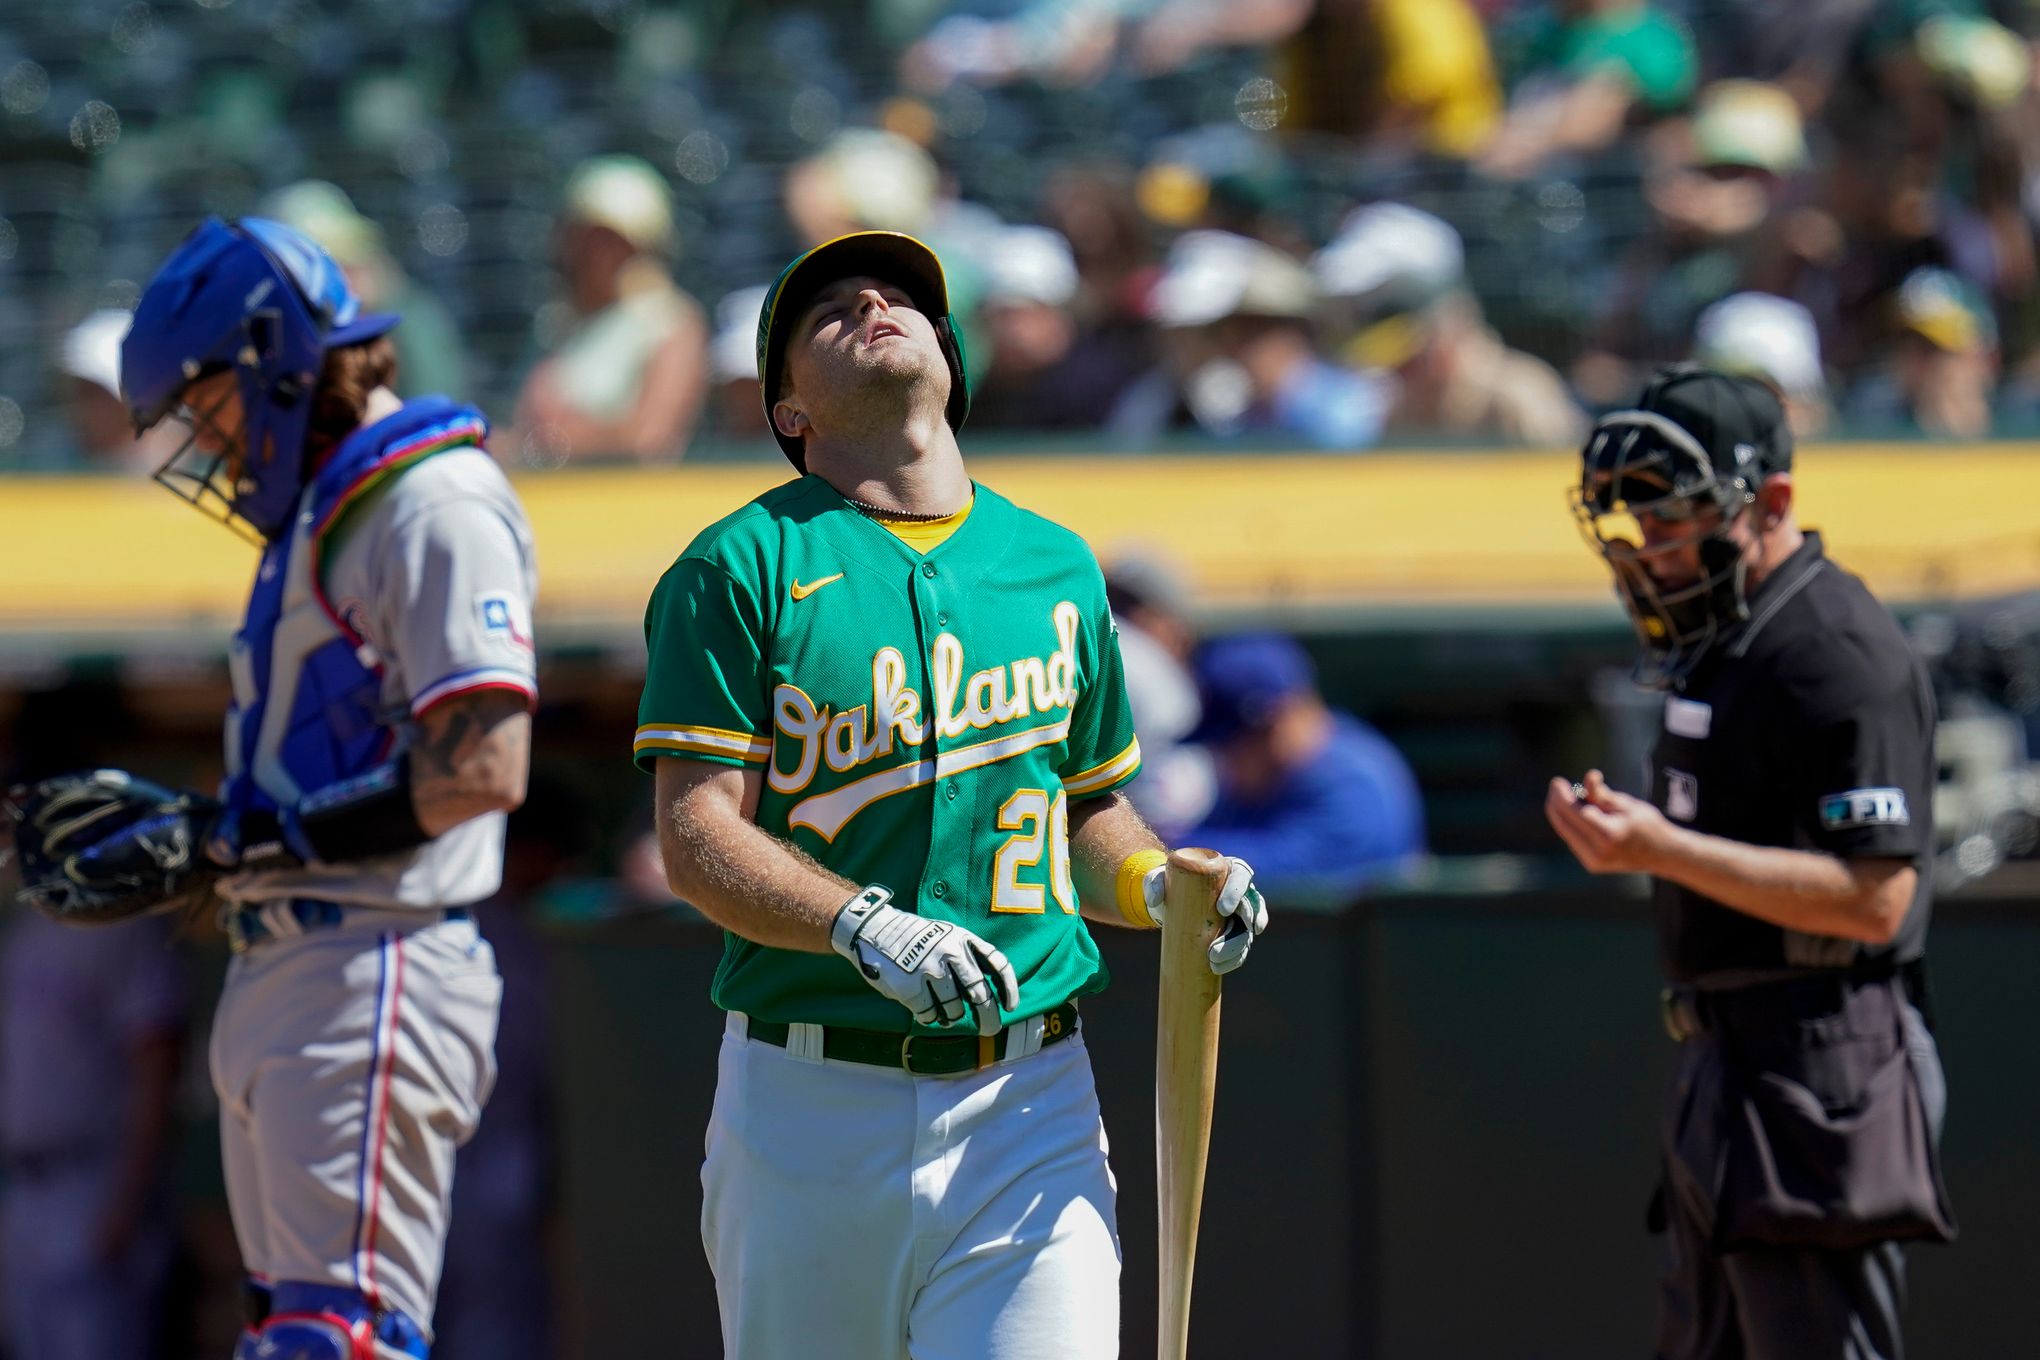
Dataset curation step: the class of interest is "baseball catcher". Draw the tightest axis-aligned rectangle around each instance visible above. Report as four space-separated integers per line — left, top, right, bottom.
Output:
22 216 539 1360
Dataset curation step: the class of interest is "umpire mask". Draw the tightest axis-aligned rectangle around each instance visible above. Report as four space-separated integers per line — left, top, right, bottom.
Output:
1571 368 1788 688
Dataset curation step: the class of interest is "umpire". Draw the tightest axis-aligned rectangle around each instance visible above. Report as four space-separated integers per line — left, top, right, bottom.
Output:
1546 365 1954 1360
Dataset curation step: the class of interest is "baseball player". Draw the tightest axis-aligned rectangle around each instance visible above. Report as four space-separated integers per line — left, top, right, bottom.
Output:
4 218 537 1359
634 230 1269 1358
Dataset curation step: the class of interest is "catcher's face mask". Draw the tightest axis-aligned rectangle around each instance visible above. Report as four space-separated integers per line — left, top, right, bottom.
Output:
1571 409 1758 688
126 217 398 544
153 366 265 545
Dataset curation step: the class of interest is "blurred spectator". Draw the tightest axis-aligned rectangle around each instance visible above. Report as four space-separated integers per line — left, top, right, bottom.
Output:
1104 552 1215 841
1185 633 1424 897
1842 265 1999 437
1038 161 1166 402
510 155 710 464
1766 0 2037 376
1898 12 2036 300
1707 0 1880 112
261 180 471 400
432 778 585 1360
1130 0 1501 155
1573 79 1807 405
969 224 1079 427
1111 230 1388 447
707 285 771 440
1039 161 1157 326
1135 124 1315 256
1314 203 1586 445
898 0 1120 91
1763 118 1942 376
784 128 943 247
1692 290 1830 437
970 224 1142 430
61 309 159 474
0 910 186 1360
1479 0 1699 179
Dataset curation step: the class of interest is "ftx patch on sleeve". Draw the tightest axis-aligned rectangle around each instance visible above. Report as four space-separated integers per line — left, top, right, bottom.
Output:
1819 788 1910 830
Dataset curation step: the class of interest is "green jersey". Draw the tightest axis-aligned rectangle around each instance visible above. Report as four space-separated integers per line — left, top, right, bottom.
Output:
634 476 1143 1033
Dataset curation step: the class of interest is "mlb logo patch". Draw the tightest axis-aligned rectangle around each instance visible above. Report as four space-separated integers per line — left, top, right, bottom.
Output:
1665 768 1699 822
476 591 533 651
1820 788 1909 830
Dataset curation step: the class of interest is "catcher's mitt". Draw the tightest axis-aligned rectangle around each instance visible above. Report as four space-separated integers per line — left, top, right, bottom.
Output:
0 769 223 925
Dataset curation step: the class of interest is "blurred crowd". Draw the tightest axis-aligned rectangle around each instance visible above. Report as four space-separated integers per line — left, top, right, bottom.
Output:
6 0 2040 470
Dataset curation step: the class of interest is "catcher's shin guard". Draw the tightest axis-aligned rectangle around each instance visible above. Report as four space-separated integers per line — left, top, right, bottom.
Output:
234 1277 274 1358
238 1281 429 1360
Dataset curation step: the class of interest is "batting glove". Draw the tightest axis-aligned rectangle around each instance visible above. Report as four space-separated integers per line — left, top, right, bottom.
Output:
1143 855 1269 975
831 886 1021 1035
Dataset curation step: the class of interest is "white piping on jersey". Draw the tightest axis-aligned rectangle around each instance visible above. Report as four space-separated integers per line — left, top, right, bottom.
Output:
634 725 773 762
789 715 1074 842
1063 737 1142 798
409 666 538 717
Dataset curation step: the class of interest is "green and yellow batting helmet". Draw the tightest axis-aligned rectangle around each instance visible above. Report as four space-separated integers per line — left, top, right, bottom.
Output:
756 230 971 470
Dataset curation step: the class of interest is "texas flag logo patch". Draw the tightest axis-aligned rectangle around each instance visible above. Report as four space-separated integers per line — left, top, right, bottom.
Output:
476 592 534 651
1820 788 1909 830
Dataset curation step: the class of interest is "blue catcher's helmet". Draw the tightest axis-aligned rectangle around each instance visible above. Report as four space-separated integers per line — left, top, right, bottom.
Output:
122 217 399 540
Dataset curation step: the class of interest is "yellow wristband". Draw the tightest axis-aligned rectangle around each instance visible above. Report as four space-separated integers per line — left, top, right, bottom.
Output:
1116 849 1169 928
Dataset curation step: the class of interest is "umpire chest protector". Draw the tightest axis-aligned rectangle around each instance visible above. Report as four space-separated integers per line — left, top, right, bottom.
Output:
1650 532 1937 982
221 399 488 825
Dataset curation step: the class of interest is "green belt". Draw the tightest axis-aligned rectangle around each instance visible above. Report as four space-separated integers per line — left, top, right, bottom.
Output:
744 1001 1080 1077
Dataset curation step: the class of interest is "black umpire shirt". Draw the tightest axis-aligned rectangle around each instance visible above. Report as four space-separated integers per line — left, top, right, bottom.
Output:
1650 532 1937 983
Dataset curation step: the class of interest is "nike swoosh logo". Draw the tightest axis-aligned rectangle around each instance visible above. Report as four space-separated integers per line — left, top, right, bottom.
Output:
790 573 844 601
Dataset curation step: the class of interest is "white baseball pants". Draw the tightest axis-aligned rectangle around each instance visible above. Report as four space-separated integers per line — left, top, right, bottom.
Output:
209 909 501 1336
704 1013 1122 1359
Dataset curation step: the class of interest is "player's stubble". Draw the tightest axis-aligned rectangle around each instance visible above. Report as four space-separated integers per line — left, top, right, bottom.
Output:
796 313 952 453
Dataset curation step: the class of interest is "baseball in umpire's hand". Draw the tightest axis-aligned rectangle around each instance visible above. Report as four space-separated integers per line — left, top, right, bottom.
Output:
1142 854 1269 974
1545 768 1676 875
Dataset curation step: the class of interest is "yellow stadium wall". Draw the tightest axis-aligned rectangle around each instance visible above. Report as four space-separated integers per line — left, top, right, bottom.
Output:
4 444 2031 643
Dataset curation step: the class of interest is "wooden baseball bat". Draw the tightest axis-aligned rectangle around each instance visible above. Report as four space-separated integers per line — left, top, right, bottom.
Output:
1156 846 1229 1360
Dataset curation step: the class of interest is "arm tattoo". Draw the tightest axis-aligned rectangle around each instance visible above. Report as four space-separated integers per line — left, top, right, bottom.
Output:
409 691 532 834
414 709 476 779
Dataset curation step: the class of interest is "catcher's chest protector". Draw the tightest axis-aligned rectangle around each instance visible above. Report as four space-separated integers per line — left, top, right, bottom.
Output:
223 399 486 823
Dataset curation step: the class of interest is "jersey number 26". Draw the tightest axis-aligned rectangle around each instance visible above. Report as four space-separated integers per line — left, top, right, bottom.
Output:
992 788 1077 914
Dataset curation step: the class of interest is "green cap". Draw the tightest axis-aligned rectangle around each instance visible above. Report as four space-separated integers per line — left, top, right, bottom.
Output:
756 230 970 469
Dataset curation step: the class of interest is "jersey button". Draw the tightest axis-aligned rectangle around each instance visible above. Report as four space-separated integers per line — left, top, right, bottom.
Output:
921 562 938 578
936 612 949 626
945 783 959 800
932 881 948 898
